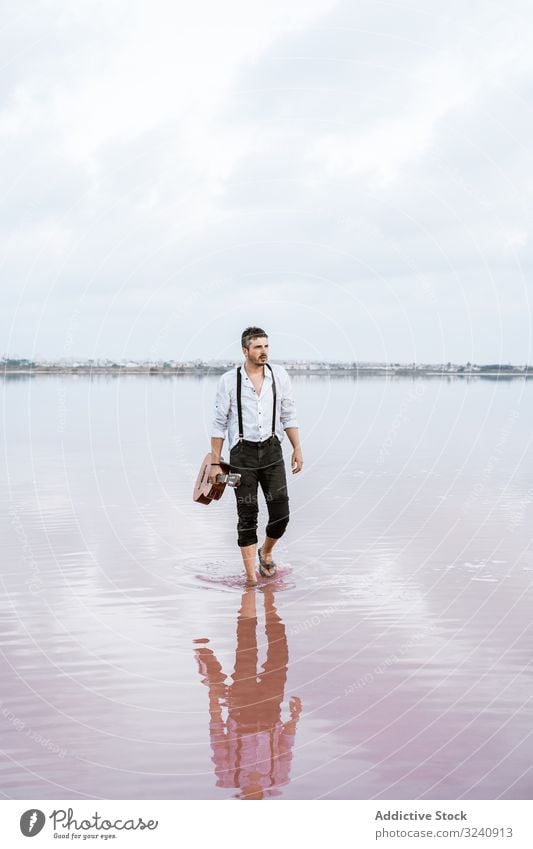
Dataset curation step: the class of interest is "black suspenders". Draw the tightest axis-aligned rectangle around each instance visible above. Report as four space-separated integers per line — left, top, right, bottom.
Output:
236 366 243 440
236 363 277 442
267 363 277 435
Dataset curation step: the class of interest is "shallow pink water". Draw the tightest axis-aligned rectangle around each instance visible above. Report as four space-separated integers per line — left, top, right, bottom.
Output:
1 375 533 799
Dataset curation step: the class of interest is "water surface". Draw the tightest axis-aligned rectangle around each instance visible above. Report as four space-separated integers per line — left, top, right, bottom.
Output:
1 374 532 799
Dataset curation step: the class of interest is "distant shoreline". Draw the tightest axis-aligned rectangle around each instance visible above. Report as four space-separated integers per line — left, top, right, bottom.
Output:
2 365 532 378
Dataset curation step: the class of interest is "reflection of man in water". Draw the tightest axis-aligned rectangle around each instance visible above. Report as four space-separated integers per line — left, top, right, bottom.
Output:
194 587 302 799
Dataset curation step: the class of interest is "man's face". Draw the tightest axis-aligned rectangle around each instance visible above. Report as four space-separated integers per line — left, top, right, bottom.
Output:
244 336 268 365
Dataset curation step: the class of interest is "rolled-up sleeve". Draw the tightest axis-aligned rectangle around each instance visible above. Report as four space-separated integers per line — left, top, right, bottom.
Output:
280 369 298 429
211 374 230 438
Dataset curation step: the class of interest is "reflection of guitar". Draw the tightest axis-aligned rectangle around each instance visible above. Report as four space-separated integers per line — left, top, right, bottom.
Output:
193 452 241 505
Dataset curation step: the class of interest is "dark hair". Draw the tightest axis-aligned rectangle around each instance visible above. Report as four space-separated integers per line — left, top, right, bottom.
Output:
241 326 268 350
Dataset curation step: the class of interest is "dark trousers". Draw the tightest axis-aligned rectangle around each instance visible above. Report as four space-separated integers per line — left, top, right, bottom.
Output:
229 435 290 547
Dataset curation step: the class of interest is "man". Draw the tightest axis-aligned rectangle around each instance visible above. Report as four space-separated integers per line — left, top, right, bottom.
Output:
209 326 303 586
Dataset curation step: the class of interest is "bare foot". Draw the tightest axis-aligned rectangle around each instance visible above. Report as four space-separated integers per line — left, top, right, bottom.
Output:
258 546 277 577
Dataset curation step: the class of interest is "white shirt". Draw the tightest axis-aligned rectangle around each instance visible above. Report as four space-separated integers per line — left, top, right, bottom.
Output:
211 362 298 450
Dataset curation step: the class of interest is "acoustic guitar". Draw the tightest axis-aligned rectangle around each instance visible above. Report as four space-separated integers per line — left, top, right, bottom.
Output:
193 453 242 505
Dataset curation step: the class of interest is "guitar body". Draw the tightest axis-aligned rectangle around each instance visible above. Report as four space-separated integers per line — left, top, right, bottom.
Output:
193 453 241 505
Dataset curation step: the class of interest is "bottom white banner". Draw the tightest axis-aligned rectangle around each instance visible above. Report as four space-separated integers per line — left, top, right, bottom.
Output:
0 799 531 848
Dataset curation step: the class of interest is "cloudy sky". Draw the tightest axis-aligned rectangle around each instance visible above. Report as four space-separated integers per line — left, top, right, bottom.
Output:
2 0 532 364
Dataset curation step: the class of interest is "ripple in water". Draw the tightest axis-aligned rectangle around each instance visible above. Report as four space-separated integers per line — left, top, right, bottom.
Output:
171 555 296 591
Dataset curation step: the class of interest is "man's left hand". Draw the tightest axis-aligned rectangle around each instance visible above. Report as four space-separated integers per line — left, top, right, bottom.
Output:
291 448 304 474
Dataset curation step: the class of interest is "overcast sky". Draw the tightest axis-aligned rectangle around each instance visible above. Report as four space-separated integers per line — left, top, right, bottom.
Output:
2 0 533 364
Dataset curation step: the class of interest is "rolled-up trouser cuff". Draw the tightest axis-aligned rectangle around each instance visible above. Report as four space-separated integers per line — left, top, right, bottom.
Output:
236 498 290 546
265 497 290 539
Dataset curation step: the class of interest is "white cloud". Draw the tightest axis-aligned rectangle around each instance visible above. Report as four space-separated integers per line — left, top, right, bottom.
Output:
2 0 533 363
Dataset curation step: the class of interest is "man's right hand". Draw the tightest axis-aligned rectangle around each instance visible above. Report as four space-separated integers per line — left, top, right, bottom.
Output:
207 464 222 485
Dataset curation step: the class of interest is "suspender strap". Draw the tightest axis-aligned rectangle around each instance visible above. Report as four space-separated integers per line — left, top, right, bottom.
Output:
265 363 277 437
237 363 277 440
236 366 244 441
